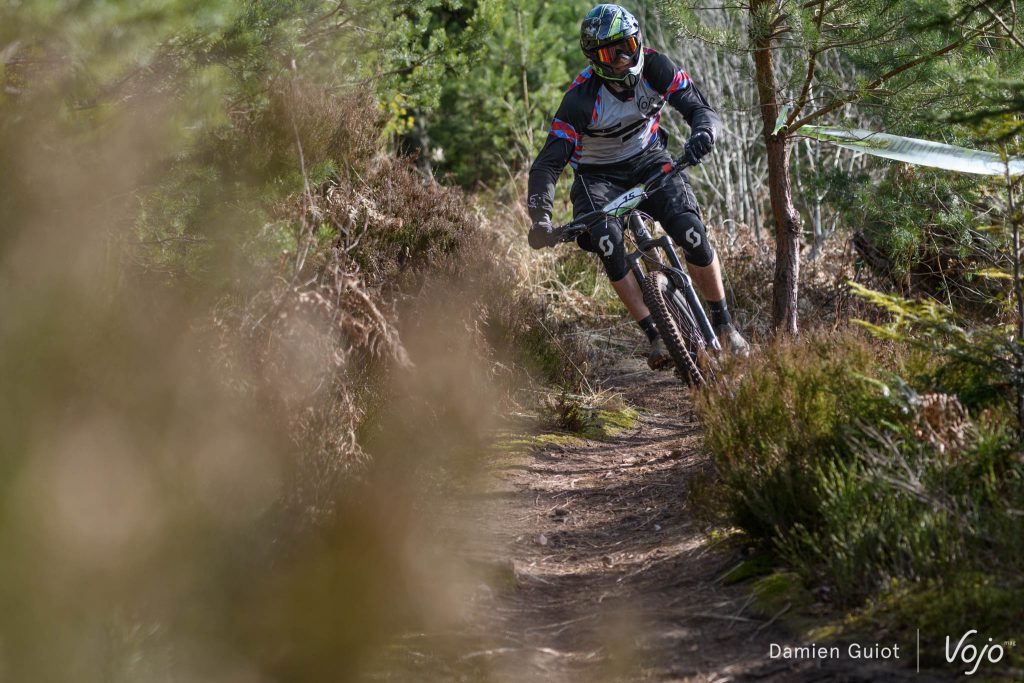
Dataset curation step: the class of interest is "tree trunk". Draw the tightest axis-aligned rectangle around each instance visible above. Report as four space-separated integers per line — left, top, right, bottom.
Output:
766 138 801 334
750 6 802 336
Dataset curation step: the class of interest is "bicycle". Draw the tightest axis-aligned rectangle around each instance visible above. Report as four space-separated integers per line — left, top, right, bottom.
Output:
550 153 721 387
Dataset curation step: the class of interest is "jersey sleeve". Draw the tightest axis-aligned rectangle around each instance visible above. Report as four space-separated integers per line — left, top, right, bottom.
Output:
643 50 721 141
526 94 589 223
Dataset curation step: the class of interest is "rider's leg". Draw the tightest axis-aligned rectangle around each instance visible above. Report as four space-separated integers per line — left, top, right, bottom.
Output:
576 217 672 369
657 209 727 313
610 271 650 322
610 273 670 368
645 182 751 356
571 172 672 368
683 253 747 354
685 251 725 303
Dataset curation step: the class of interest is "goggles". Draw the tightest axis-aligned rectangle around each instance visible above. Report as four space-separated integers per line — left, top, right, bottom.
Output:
596 35 640 65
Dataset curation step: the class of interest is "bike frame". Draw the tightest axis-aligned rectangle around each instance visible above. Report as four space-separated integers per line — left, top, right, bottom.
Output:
554 155 722 354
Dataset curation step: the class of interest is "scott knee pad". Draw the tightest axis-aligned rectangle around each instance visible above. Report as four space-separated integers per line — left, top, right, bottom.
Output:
577 218 628 281
664 211 714 267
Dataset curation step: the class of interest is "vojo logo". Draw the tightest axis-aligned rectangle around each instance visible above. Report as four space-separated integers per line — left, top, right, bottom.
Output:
945 630 1015 676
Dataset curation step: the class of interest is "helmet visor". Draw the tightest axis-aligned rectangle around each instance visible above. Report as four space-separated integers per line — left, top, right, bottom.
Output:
595 35 640 66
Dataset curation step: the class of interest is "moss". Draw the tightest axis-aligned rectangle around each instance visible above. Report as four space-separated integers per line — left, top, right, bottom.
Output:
492 432 584 453
721 554 775 585
490 403 638 464
840 574 1024 669
582 406 639 439
751 572 813 616
704 526 744 547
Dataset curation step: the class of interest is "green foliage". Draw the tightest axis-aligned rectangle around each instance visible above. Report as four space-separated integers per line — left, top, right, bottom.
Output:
697 329 1024 629
374 0 503 132
847 166 1011 311
696 333 893 540
420 0 591 185
851 283 1024 412
849 573 1024 667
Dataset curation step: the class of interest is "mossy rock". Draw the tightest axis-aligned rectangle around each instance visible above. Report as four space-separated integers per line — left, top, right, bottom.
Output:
751 571 813 616
580 406 639 439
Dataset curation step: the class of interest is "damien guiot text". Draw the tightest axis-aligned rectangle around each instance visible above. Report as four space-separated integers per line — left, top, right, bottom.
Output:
769 642 901 661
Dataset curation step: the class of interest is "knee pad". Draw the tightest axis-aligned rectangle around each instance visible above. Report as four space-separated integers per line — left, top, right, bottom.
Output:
577 217 629 281
663 211 715 267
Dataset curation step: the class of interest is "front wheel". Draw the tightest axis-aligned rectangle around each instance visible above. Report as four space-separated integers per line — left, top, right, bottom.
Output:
642 271 710 387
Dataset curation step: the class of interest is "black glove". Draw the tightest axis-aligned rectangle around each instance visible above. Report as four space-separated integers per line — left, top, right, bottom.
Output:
684 129 714 162
528 218 557 249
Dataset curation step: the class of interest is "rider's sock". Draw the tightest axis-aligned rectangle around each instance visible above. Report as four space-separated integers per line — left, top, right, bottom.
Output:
637 315 659 342
708 298 732 329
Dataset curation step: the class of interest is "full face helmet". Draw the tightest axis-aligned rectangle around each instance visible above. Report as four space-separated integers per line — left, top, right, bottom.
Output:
580 4 644 88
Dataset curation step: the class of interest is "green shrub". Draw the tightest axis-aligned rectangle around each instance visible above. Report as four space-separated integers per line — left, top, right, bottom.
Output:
696 332 894 541
853 283 1024 414
850 573 1024 668
698 329 1024 624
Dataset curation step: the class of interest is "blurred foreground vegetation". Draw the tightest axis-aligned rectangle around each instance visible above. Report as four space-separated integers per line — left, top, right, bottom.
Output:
0 1 592 679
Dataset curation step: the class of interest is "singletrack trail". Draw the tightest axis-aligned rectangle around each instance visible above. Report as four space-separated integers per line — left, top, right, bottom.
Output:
376 354 949 682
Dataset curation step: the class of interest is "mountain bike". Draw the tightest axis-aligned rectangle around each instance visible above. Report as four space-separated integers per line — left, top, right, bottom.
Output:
550 154 721 386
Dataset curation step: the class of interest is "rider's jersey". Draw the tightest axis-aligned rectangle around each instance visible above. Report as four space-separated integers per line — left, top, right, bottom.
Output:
527 48 720 223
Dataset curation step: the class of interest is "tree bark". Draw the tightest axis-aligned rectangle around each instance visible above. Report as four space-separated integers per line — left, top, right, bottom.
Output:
750 5 802 336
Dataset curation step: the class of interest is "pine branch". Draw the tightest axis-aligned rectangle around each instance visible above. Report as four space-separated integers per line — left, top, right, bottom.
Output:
785 0 826 128
788 17 999 133
979 0 1024 48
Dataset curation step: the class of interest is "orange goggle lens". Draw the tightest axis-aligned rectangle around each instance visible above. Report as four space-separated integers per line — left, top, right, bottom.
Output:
596 36 639 65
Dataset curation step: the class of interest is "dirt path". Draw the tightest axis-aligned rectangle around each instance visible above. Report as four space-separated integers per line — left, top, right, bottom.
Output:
464 358 773 681
375 355 949 682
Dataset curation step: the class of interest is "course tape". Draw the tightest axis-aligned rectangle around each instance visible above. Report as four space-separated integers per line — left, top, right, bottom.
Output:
799 125 1024 176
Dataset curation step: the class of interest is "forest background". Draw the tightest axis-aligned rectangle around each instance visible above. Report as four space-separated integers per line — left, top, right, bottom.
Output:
1 0 1022 679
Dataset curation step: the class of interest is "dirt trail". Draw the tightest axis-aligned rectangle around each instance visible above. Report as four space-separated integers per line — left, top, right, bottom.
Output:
378 355 950 682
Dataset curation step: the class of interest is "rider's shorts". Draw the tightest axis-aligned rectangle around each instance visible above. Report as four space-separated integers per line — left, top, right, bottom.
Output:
570 143 715 281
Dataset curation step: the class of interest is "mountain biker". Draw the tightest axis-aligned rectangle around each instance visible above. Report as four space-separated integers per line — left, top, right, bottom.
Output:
527 4 750 368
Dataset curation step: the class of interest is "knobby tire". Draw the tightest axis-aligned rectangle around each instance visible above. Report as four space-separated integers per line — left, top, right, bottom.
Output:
642 272 706 387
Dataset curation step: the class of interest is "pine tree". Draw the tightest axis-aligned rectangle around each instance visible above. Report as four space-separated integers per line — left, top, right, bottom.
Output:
656 0 1021 335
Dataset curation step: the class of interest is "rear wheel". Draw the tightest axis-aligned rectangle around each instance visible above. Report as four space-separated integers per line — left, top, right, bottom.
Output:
642 272 708 386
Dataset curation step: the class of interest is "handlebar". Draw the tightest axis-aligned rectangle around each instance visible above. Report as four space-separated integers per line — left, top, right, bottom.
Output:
550 152 699 242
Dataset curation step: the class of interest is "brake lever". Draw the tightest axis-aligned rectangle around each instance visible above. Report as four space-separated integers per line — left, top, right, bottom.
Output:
553 222 587 243
677 152 702 169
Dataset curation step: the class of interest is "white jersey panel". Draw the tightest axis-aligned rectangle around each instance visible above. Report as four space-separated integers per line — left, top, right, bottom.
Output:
575 79 665 166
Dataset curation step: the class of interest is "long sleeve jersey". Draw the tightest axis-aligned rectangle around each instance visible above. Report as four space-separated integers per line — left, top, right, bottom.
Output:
526 48 720 223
